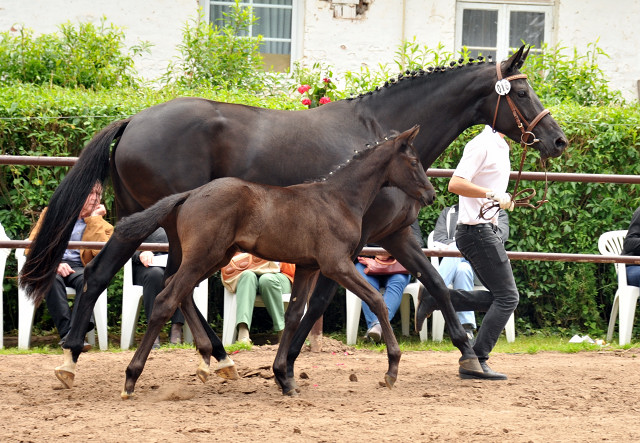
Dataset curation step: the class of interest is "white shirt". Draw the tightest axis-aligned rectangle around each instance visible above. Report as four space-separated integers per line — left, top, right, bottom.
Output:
453 126 511 226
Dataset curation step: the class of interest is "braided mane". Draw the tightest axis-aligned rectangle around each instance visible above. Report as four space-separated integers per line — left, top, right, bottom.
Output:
346 55 494 102
306 131 403 184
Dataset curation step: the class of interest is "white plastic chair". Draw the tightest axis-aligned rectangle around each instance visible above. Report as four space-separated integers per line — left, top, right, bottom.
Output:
15 248 108 350
0 245 10 349
222 287 293 346
427 231 515 343
345 281 427 345
598 230 639 346
120 258 209 349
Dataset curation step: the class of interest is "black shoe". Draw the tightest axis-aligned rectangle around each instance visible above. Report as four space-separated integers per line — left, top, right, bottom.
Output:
459 361 507 380
414 290 437 333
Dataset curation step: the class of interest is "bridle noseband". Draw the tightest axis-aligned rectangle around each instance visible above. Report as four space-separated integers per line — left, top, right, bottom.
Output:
481 61 553 220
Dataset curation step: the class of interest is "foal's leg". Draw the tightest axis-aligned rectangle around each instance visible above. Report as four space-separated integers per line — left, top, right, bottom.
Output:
121 271 195 399
55 237 139 389
180 294 238 383
275 274 338 395
325 260 402 388
272 269 318 395
194 302 237 376
379 228 481 373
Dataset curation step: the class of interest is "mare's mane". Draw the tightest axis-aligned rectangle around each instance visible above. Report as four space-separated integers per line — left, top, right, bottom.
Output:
346 55 495 103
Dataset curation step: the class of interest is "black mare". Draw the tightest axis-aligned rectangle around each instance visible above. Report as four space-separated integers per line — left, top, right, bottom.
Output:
20 46 567 394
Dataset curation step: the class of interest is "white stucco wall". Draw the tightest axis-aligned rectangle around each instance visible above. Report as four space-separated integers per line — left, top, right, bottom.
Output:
555 0 640 101
0 0 637 100
0 0 197 82
301 1 456 72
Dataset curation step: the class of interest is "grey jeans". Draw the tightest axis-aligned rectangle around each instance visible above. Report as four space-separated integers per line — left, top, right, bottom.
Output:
448 223 519 362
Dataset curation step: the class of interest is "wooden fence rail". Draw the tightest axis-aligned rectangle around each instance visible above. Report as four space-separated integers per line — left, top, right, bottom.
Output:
2 155 640 264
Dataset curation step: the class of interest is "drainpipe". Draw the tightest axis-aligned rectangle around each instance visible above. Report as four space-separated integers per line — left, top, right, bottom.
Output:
401 0 407 69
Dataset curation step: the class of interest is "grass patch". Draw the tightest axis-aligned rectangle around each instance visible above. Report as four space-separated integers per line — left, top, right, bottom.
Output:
1 331 638 355
329 331 639 354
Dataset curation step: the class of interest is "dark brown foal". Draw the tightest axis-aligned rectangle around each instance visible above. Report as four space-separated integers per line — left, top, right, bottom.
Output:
114 125 434 398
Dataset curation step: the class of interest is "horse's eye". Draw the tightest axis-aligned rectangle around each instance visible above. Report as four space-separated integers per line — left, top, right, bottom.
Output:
517 90 526 98
410 160 418 167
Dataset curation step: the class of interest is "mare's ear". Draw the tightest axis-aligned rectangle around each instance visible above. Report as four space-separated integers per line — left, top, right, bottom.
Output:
503 45 526 74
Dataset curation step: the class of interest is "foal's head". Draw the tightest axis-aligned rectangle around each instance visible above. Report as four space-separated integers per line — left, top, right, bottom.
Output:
384 125 435 207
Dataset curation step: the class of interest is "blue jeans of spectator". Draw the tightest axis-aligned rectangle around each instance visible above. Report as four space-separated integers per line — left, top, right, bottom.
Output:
355 262 411 329
450 223 519 362
627 265 640 287
437 256 476 328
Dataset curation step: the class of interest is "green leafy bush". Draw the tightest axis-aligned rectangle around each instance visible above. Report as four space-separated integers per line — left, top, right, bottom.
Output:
162 2 264 91
522 41 624 106
0 18 149 89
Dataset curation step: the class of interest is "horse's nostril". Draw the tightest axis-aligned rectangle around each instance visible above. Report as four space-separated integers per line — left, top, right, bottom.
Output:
556 137 568 149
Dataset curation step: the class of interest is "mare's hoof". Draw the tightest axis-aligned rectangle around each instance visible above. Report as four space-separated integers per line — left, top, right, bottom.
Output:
196 365 210 384
384 373 396 389
459 356 482 373
214 357 239 380
283 387 300 397
121 390 134 400
54 368 75 389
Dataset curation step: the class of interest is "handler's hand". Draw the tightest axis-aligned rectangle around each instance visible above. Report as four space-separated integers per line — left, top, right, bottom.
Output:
486 191 514 211
56 262 75 277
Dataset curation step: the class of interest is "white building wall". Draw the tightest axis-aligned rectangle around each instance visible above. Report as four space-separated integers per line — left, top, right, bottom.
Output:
0 0 637 100
554 0 640 101
0 0 197 82
301 1 456 72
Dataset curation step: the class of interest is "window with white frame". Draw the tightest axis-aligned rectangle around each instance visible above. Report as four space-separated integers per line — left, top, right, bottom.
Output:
455 1 554 61
201 0 301 72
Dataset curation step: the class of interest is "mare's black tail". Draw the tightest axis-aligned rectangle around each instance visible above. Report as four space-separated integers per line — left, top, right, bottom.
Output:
20 118 130 303
115 191 191 245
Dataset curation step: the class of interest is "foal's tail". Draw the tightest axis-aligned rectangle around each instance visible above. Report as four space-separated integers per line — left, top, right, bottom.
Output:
115 191 191 245
20 118 131 304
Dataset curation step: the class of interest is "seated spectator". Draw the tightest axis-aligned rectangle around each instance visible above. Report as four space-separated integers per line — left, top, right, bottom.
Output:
235 256 295 344
622 205 640 286
132 227 185 349
356 221 424 343
432 204 509 344
26 183 112 349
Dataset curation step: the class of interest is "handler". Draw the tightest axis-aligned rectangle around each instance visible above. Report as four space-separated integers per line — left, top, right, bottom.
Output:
416 125 516 380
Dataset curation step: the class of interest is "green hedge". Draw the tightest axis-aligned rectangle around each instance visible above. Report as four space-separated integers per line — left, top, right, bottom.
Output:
0 84 299 335
1 85 639 338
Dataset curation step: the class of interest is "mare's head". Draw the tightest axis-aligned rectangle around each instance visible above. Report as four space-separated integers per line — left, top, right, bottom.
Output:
486 45 567 159
384 125 435 207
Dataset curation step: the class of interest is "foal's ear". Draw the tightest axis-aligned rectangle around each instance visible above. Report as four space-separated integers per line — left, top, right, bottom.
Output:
398 125 420 145
504 45 527 73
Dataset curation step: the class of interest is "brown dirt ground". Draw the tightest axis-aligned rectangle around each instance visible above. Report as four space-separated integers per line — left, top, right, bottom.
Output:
0 337 639 442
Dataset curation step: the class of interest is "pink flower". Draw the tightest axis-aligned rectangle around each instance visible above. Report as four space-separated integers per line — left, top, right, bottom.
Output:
319 96 331 105
322 78 331 84
301 98 312 106
297 84 311 94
